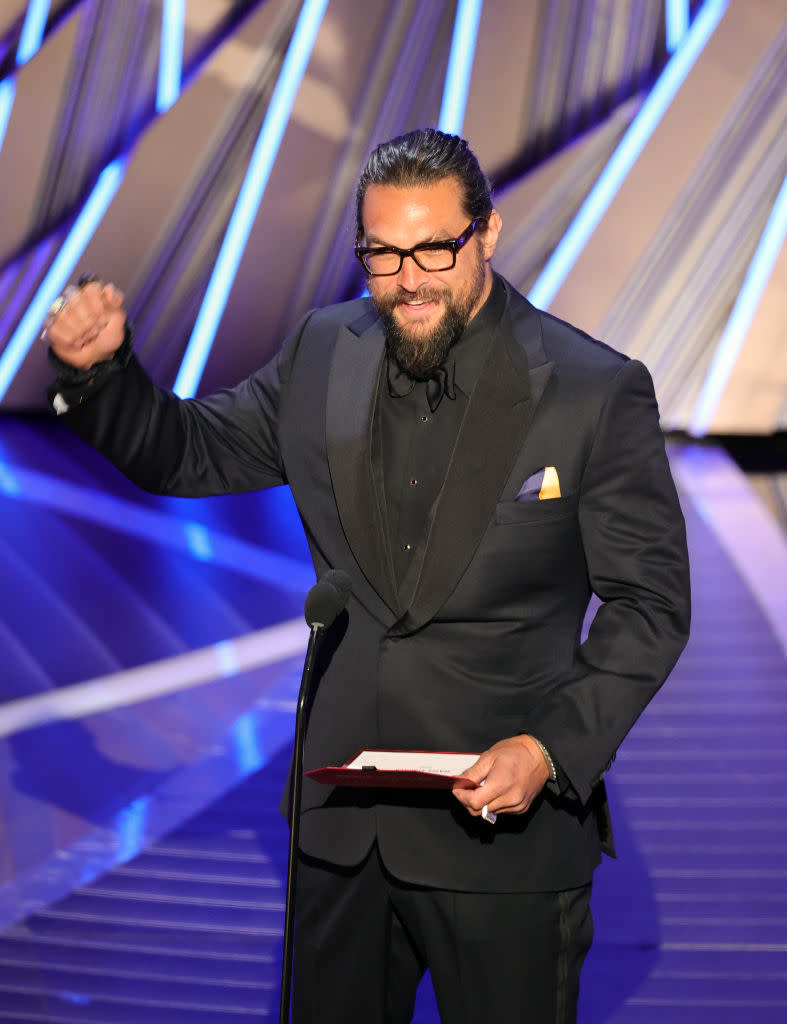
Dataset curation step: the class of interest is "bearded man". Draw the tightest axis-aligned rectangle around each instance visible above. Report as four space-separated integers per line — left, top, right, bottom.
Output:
45 128 690 1024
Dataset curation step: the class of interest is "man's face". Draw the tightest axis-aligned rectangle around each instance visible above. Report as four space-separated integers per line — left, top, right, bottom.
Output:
360 178 501 379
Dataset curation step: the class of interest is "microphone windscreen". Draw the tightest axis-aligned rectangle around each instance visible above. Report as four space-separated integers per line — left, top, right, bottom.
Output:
323 569 352 602
304 570 352 629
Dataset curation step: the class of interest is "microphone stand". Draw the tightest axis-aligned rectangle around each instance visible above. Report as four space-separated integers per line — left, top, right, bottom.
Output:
279 570 350 1022
279 621 322 1024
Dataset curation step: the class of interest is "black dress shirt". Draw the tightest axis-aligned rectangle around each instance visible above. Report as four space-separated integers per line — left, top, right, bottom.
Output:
375 273 569 794
378 273 507 608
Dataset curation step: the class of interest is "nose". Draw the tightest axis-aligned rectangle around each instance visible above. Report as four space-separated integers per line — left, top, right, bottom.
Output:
397 253 431 292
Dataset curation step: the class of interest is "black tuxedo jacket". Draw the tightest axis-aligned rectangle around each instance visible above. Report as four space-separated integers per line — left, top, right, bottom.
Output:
63 277 690 893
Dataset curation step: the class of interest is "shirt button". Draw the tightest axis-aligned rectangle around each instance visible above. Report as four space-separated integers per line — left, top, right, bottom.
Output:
403 543 412 551
421 415 429 423
409 478 418 487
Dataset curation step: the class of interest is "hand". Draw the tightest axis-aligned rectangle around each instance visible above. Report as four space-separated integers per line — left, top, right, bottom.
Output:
44 280 127 370
452 734 550 819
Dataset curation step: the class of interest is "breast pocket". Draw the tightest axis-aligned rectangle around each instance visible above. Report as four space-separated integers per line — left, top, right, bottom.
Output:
494 492 577 526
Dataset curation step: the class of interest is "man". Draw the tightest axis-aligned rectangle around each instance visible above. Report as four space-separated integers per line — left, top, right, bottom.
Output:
45 129 690 1023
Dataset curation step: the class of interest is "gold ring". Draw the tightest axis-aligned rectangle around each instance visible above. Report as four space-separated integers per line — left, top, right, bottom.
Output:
48 296 67 319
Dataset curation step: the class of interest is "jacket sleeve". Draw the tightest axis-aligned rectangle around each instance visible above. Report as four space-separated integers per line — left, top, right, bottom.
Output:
528 358 691 804
58 312 313 497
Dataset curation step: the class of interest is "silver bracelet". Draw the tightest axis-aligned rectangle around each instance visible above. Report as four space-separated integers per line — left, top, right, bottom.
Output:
532 737 557 783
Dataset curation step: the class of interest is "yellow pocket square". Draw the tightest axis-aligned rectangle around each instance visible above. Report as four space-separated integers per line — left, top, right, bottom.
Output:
539 466 561 500
515 466 562 501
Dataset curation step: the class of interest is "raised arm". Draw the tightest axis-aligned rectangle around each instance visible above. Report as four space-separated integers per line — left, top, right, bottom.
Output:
44 280 292 497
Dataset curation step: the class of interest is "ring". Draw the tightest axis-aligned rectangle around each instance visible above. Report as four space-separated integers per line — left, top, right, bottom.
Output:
48 296 66 319
481 804 497 825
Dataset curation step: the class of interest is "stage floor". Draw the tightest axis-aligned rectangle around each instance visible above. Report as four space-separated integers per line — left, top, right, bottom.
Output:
0 423 784 1023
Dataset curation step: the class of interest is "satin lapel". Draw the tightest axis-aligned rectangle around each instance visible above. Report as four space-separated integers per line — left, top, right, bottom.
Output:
390 286 553 637
326 317 399 615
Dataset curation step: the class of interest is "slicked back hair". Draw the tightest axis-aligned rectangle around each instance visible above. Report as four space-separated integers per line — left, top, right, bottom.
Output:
355 128 493 238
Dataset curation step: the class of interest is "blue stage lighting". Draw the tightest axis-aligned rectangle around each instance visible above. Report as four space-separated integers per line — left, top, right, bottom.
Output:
0 80 15 154
0 461 315 589
232 711 263 774
184 521 214 561
0 462 20 496
16 0 51 66
0 158 126 402
528 0 728 311
689 173 787 436
156 0 185 113
173 0 330 398
438 0 483 135
665 0 690 54
0 1 51 155
215 640 241 678
116 796 150 862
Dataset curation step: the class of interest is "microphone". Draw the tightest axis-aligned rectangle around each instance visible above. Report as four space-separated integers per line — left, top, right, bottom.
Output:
304 569 352 630
281 569 352 1023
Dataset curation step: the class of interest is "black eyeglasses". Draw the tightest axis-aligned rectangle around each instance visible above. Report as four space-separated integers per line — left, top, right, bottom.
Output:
354 218 482 276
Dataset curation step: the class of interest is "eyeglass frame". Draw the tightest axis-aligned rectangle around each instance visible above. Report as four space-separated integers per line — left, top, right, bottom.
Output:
354 217 483 276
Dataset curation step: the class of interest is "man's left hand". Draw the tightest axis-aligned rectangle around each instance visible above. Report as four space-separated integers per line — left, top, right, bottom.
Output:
452 735 550 818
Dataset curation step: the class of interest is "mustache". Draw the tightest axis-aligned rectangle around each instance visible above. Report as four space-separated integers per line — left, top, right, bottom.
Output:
375 287 447 312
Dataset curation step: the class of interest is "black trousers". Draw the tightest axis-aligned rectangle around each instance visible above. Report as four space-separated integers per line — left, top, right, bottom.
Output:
292 845 593 1024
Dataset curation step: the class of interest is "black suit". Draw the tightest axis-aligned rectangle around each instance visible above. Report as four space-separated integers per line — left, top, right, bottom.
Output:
62 276 690 897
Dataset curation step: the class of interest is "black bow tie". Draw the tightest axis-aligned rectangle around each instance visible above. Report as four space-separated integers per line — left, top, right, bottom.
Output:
387 357 457 412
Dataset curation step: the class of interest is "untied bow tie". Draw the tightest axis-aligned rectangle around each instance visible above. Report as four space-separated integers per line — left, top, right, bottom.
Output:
387 357 457 413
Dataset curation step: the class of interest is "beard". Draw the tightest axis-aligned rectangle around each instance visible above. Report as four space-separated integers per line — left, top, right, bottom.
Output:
371 252 487 380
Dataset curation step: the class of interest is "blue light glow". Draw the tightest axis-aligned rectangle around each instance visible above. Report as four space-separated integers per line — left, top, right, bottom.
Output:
214 640 241 677
184 521 214 561
0 461 315 590
0 239 58 340
0 80 15 154
665 0 690 54
689 173 787 436
232 712 263 774
116 796 150 862
55 991 91 1006
438 0 483 135
16 0 51 65
173 0 330 398
0 158 126 402
0 463 20 495
156 0 185 113
528 0 728 311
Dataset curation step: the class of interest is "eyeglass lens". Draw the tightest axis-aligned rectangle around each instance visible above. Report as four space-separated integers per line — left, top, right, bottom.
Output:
364 245 455 275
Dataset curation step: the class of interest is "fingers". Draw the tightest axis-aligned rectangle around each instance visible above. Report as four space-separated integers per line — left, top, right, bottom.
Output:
43 278 127 370
451 751 492 810
59 283 105 333
46 286 107 368
452 735 549 819
101 282 125 310
460 751 494 787
458 772 535 817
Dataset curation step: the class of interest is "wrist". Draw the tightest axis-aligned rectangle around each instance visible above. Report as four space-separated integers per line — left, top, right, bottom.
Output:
530 736 557 783
47 320 133 412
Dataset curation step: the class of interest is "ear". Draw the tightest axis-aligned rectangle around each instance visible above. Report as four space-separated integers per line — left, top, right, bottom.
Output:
480 209 502 261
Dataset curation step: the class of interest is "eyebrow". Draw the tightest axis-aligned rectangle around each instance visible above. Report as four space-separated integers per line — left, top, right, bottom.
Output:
362 230 454 248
